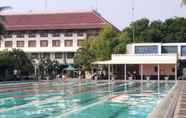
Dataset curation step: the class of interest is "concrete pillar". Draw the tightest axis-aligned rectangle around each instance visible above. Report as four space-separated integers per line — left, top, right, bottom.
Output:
124 64 127 82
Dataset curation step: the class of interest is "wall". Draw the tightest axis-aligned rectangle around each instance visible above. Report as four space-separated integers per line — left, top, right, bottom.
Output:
139 64 175 76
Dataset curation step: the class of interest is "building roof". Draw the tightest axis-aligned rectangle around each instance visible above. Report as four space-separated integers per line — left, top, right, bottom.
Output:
2 10 118 31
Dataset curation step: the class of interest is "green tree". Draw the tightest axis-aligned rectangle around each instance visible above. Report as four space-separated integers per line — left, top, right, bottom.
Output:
0 6 11 38
181 0 186 6
74 25 118 71
123 17 186 43
0 49 34 81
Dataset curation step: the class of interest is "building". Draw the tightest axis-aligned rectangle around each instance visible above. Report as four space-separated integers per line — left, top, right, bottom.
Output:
0 10 118 64
94 43 186 80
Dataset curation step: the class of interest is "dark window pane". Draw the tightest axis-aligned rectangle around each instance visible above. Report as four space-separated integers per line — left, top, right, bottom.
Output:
161 46 177 53
67 53 74 58
4 33 12 38
135 46 158 54
40 40 48 47
52 40 60 47
77 40 83 46
55 53 63 59
181 46 186 56
42 53 50 58
16 33 24 38
52 32 60 37
65 40 73 47
16 41 24 47
5 41 12 48
28 40 36 47
64 32 73 37
77 32 84 37
28 33 36 38
40 32 48 37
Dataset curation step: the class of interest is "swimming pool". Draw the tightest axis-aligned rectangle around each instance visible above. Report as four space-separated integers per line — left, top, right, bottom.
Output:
0 80 175 118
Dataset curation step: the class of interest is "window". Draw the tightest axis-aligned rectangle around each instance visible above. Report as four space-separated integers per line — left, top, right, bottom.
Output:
77 32 84 37
87 31 98 37
161 46 177 54
5 41 12 48
40 32 48 37
4 33 12 38
52 40 60 47
67 52 74 59
28 40 36 47
55 53 63 59
16 33 24 38
135 46 158 54
52 32 60 37
64 32 73 37
42 53 50 59
181 46 186 56
28 33 36 38
77 40 83 46
65 40 73 47
31 53 39 59
40 40 48 47
16 41 24 47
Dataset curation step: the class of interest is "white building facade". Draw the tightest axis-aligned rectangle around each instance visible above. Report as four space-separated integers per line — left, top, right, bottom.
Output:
127 43 186 60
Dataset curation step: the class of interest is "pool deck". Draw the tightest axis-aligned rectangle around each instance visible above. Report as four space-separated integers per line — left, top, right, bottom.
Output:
173 81 186 118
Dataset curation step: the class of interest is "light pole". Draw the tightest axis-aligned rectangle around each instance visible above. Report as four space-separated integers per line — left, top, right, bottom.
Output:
33 59 39 80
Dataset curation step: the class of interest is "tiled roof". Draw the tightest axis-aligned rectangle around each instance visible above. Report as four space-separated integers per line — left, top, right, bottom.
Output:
2 10 117 31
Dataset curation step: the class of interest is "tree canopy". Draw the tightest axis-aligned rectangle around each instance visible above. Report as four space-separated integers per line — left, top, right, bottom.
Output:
0 49 34 81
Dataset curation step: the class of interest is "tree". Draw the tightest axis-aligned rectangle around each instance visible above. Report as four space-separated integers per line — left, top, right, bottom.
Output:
74 25 118 71
0 49 34 81
38 58 61 79
0 6 11 38
181 0 186 6
123 17 186 43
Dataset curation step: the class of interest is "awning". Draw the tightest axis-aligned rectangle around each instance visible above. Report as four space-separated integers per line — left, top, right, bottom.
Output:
93 54 177 65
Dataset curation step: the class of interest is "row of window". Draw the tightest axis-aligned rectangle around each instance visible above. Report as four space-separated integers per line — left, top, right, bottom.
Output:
31 53 74 59
2 40 84 48
135 45 186 56
4 32 85 38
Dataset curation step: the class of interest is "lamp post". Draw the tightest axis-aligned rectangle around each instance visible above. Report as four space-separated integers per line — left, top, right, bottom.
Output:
33 59 39 80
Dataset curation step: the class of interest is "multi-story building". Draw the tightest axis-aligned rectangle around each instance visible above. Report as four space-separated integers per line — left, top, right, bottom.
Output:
0 10 118 64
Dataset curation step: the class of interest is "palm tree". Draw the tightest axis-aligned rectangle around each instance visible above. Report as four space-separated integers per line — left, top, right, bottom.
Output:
0 6 11 38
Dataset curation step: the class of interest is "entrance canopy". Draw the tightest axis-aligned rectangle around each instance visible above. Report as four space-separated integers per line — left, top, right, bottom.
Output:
93 54 177 65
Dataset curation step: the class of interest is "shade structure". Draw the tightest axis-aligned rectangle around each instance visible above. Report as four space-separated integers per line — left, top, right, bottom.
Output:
63 65 77 71
93 54 177 65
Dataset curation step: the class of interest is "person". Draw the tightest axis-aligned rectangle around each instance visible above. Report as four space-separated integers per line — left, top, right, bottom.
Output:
78 71 81 80
91 72 97 80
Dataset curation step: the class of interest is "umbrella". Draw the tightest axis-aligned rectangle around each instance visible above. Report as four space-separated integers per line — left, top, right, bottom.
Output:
63 65 77 71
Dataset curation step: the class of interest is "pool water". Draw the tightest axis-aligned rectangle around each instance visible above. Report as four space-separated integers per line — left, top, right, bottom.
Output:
0 80 175 118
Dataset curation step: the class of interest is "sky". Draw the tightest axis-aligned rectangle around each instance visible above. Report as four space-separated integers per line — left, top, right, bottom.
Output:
0 0 186 30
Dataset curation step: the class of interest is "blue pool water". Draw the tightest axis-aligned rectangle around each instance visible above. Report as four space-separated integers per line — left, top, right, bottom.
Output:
0 80 175 118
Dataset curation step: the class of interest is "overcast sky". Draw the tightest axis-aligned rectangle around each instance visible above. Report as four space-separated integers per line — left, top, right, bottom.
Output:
0 0 186 30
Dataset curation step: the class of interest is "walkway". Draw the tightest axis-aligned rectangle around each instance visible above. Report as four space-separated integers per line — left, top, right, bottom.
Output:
174 81 186 118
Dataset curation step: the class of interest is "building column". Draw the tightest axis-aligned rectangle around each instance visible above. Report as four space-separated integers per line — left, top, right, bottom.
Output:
158 64 160 95
175 64 177 81
108 64 111 83
140 64 144 93
124 64 127 82
111 64 114 81
140 64 143 81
